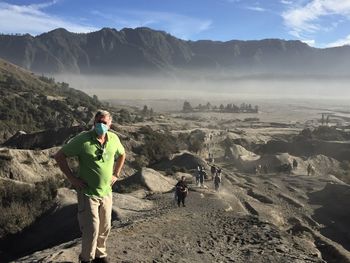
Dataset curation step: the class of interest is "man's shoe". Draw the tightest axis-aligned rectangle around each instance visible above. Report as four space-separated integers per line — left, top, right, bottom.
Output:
93 257 109 263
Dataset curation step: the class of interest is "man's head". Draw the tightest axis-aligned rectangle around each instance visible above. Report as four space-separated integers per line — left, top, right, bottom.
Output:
94 110 112 136
181 176 186 182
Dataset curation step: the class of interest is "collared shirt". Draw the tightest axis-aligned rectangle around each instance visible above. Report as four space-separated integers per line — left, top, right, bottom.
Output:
62 130 125 197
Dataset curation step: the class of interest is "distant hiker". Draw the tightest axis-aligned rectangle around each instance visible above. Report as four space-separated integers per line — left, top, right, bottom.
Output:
176 176 188 207
292 159 298 170
196 165 201 186
199 166 206 187
214 168 222 191
287 163 293 175
307 164 315 176
255 164 262 175
263 164 268 174
210 165 217 180
307 164 312 176
55 110 126 263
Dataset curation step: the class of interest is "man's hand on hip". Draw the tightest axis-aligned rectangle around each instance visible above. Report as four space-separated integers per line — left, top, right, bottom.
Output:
111 175 118 186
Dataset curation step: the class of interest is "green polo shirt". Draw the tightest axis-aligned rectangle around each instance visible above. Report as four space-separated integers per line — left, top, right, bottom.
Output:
62 130 125 197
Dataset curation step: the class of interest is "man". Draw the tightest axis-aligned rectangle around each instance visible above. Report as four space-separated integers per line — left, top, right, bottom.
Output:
55 110 126 263
214 171 221 191
175 176 188 207
210 165 216 181
199 166 206 187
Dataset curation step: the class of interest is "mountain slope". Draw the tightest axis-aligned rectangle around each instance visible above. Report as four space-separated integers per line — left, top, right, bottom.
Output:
1 27 350 76
0 58 101 139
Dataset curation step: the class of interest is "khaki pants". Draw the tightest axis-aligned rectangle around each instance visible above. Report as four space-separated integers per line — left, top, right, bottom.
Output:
77 192 112 261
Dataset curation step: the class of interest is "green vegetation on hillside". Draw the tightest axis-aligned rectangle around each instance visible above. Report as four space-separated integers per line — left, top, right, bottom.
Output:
0 177 61 238
132 126 179 168
0 72 101 133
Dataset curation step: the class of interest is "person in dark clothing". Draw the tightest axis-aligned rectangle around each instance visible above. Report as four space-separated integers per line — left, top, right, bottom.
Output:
292 159 298 170
214 172 221 191
214 168 222 191
176 176 188 207
211 165 217 180
199 166 206 187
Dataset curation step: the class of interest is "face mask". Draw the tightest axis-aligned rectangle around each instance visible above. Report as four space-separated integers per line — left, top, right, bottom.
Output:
95 122 109 136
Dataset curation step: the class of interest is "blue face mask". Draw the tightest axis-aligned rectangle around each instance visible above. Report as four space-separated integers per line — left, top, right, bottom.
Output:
95 122 109 136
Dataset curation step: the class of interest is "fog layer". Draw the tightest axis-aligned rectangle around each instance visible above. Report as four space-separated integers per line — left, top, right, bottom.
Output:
55 74 350 111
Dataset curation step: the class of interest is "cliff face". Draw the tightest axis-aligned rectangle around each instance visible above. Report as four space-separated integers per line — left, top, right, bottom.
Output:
1 27 350 76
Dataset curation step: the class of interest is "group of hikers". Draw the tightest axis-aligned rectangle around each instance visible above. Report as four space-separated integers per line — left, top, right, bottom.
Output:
255 158 315 176
174 164 223 207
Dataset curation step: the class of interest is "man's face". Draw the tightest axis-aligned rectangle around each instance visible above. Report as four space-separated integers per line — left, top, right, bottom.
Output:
95 115 112 128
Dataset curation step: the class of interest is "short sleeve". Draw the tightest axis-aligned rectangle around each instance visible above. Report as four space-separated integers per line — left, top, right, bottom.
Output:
113 134 125 158
62 133 84 157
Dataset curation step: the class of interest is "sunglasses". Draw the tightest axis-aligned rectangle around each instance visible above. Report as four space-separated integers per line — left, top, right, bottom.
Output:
96 147 105 161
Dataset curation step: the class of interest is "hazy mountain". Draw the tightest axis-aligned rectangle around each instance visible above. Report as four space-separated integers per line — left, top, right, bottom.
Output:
1 27 350 77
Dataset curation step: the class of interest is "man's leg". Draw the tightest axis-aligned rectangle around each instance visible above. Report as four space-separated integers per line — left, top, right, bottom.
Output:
78 193 101 262
95 193 112 259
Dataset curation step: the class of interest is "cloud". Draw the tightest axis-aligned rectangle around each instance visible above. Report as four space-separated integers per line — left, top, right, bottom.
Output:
0 1 97 35
282 0 350 37
326 34 350 47
92 9 212 40
280 0 293 4
245 6 267 12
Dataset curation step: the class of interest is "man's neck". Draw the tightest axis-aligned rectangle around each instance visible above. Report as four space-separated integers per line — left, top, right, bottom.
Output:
96 133 107 144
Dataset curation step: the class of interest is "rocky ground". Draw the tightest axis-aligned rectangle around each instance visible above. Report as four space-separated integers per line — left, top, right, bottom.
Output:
15 167 350 263
3 104 350 263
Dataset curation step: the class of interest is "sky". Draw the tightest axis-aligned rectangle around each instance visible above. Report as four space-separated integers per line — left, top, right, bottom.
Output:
1 0 350 48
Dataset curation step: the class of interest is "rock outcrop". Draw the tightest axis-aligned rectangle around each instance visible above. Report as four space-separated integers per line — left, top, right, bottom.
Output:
115 167 176 193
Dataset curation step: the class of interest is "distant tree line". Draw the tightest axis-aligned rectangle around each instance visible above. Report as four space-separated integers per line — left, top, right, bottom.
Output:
141 105 154 117
182 101 259 113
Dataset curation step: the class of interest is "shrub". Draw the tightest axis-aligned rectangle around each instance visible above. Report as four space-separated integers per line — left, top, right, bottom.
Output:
0 177 61 238
135 126 179 166
188 129 206 153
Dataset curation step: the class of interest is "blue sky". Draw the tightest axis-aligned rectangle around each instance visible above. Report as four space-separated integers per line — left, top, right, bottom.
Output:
1 0 350 48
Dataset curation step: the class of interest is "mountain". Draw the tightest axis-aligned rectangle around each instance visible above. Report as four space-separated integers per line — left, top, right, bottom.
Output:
0 57 102 141
1 27 350 76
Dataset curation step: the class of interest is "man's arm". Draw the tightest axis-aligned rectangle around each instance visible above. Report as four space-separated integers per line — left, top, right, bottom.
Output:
54 149 87 190
111 153 126 185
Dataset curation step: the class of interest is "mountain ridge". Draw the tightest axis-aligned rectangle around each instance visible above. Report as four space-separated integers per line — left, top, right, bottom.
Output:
1 27 350 76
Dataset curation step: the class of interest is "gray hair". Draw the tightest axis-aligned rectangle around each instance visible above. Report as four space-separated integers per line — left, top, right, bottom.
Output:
94 109 112 121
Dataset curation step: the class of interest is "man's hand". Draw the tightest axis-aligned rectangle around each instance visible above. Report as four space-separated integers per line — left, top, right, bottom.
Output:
111 175 118 186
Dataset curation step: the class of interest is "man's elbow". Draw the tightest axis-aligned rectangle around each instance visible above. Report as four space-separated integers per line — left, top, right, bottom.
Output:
54 150 65 162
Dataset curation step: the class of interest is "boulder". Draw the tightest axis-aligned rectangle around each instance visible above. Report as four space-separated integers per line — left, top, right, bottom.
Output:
112 192 154 219
115 168 176 193
140 168 176 192
152 152 209 172
2 126 85 150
